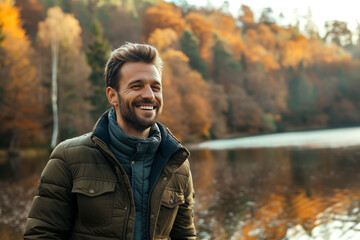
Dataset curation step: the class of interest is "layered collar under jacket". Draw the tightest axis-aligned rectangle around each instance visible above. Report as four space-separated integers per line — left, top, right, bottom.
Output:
90 108 189 191
107 108 161 162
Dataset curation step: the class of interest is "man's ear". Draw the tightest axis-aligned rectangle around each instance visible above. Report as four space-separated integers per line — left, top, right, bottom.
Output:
106 87 118 106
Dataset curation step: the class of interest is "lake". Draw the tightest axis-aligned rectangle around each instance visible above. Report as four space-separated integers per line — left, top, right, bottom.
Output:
1 128 360 239
189 127 360 239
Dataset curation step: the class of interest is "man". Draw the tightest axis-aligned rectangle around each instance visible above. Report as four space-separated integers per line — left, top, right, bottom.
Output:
24 43 196 240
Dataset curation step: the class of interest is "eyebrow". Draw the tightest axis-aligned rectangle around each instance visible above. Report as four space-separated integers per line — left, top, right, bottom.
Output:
129 79 162 86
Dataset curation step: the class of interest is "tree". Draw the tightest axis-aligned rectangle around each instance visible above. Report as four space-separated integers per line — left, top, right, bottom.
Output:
303 7 319 39
148 28 213 140
143 1 186 40
259 7 275 25
212 36 241 85
180 29 208 79
323 20 352 47
238 4 255 31
15 0 43 41
38 6 92 146
86 19 111 122
285 63 318 128
185 12 214 64
100 6 142 48
0 0 41 150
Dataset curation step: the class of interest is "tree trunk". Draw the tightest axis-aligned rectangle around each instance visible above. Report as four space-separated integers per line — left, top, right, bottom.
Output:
50 29 59 149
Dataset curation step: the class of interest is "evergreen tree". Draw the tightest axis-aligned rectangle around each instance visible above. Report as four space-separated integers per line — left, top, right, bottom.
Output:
287 63 316 112
212 37 240 84
180 29 208 79
285 62 318 127
86 19 111 122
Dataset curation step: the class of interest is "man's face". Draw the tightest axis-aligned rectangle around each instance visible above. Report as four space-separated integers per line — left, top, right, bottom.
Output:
116 62 163 134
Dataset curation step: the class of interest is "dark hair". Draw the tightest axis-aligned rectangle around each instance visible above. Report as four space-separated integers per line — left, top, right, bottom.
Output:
104 42 163 90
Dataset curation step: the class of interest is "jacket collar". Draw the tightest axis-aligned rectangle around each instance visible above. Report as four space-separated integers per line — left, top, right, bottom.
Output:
91 108 189 168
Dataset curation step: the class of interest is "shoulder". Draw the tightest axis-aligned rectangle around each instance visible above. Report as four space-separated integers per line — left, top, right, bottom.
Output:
50 132 95 162
174 158 192 180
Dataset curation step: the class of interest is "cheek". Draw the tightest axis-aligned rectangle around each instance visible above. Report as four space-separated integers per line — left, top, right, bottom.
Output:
156 93 163 104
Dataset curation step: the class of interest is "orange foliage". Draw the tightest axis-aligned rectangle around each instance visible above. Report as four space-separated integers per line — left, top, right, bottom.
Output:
0 0 41 139
185 12 214 64
147 28 179 52
208 12 246 60
143 1 186 41
281 34 312 68
239 5 254 24
148 28 213 140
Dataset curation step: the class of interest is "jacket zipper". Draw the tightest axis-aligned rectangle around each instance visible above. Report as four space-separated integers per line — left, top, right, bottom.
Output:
115 166 130 240
146 148 184 239
93 136 132 240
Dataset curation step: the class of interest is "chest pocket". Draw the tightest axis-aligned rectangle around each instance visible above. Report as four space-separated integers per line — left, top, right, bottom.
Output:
161 188 185 208
72 179 116 227
156 188 185 236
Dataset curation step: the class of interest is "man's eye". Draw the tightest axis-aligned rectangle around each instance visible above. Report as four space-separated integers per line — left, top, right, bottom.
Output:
152 86 161 91
131 85 141 89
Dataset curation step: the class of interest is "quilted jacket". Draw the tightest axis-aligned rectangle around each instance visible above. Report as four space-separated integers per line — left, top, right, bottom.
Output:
23 110 196 240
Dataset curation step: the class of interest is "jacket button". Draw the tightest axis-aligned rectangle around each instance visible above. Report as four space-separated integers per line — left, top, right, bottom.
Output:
169 198 174 204
89 188 95 194
137 142 141 146
182 152 187 157
150 214 154 219
163 177 167 181
131 161 135 165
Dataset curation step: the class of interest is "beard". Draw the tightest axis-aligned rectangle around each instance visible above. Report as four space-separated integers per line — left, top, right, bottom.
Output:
117 93 160 131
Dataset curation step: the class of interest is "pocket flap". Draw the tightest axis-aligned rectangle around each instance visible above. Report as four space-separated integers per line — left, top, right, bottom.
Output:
72 179 116 197
161 189 185 208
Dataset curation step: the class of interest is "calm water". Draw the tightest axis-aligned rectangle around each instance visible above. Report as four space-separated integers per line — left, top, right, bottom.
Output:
190 147 360 240
2 129 360 239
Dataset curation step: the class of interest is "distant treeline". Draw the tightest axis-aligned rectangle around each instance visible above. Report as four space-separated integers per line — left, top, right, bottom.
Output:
1 0 360 150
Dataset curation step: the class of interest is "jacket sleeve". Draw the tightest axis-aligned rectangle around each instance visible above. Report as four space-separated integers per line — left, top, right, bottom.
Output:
170 161 196 240
24 143 75 239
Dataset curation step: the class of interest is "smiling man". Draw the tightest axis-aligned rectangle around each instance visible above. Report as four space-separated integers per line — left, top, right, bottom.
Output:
24 43 196 240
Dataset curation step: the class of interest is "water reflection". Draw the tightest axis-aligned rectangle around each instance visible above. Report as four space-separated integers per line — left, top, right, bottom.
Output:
190 147 360 239
1 147 360 239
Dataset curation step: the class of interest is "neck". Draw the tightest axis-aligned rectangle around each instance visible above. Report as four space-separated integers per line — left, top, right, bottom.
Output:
117 121 150 138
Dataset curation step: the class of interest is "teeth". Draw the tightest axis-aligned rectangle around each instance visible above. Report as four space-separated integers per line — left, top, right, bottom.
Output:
139 106 154 110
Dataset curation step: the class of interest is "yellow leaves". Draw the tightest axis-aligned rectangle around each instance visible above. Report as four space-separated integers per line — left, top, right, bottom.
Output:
0 0 25 40
239 5 254 24
185 12 214 62
0 0 30 62
148 28 179 52
38 6 82 52
281 34 312 68
0 0 41 135
153 30 213 140
144 1 186 40
162 49 189 63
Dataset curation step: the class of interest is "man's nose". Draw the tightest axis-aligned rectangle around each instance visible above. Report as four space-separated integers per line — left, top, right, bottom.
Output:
142 85 155 99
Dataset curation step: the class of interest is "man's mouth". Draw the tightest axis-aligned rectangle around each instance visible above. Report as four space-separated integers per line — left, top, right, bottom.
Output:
137 105 155 110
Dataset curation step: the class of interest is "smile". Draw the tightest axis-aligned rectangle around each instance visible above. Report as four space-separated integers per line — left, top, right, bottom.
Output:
138 105 155 110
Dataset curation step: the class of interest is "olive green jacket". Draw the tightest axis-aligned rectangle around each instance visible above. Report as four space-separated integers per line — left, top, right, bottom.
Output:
24 111 196 240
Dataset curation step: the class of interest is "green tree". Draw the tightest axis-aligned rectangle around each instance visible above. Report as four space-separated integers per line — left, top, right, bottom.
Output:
285 63 318 128
180 29 208 79
86 19 111 122
212 36 241 85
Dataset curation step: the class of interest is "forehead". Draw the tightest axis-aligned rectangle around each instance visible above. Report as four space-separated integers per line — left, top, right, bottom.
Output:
119 62 162 85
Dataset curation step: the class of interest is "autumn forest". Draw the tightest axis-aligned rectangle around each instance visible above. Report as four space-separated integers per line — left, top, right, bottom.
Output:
1 0 360 151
